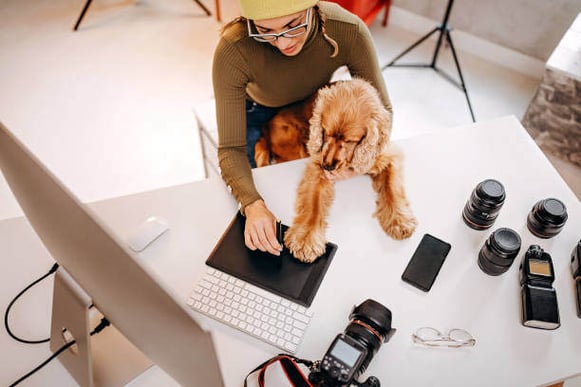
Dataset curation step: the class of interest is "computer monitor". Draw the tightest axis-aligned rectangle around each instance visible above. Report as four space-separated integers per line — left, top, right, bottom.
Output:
0 121 224 386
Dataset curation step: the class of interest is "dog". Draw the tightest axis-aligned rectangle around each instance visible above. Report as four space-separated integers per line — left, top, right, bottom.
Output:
284 78 418 263
254 95 316 167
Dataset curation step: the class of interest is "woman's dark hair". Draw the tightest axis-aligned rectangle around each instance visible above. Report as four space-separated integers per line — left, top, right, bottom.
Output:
220 16 245 34
221 4 339 58
314 4 339 57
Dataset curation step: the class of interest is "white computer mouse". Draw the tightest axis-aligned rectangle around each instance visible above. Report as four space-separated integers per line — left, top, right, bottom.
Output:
127 216 170 252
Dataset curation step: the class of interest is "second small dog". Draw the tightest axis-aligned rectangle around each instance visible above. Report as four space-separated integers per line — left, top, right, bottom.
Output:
284 78 418 263
254 95 316 167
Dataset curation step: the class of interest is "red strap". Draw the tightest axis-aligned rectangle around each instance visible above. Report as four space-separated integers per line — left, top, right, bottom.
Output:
279 356 313 387
248 355 312 387
257 356 282 387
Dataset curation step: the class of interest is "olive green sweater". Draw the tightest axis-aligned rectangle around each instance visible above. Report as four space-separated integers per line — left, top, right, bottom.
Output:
212 1 392 211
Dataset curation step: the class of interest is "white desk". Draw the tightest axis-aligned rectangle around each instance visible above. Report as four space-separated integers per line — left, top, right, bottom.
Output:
1 116 580 387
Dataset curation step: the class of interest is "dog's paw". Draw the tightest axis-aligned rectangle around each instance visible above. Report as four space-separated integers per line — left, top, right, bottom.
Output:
380 210 418 240
284 225 327 263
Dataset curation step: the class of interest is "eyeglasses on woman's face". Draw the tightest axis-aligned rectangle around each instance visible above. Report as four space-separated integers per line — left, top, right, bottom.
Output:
247 8 311 43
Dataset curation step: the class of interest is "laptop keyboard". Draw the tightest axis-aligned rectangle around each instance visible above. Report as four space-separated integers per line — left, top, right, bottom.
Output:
187 267 314 353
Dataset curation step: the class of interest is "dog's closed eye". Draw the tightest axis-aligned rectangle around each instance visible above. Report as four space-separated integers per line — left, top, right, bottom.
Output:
319 128 326 152
355 134 366 146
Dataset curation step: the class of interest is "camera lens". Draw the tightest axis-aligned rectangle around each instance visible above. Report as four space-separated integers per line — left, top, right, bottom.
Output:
462 179 506 230
478 227 521 276
527 198 568 239
345 299 392 378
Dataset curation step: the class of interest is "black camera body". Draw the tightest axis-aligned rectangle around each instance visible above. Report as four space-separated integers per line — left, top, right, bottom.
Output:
309 299 394 387
519 245 560 330
318 334 369 385
571 239 581 318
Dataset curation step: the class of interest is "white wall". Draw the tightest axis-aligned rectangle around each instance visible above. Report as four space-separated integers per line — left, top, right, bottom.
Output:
392 0 580 60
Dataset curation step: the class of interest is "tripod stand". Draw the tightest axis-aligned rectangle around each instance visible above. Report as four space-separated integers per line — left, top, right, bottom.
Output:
382 0 475 122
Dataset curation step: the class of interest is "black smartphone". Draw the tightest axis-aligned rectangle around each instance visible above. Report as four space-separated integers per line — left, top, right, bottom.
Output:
401 233 451 292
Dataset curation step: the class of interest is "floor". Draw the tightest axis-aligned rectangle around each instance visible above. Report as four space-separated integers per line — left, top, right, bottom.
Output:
0 0 578 223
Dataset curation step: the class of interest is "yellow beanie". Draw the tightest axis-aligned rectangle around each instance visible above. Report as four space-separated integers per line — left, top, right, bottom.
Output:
239 0 318 20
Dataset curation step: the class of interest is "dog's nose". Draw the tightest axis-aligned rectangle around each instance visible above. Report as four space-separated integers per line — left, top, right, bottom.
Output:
322 163 335 171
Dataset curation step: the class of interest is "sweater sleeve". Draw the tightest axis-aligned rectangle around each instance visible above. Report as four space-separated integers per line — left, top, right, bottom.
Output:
346 20 393 126
212 36 263 211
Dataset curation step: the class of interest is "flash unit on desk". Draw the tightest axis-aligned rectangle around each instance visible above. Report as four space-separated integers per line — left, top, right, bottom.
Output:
519 245 560 330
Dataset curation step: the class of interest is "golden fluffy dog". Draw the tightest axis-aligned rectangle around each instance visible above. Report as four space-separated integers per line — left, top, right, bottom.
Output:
254 95 316 167
284 78 418 262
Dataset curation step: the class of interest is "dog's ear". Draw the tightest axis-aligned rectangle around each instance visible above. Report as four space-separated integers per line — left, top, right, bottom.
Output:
351 119 380 172
306 87 329 156
351 101 392 172
254 135 271 167
377 106 392 141
306 116 322 156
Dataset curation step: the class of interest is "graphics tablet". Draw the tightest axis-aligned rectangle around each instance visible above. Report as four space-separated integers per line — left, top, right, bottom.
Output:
206 212 337 307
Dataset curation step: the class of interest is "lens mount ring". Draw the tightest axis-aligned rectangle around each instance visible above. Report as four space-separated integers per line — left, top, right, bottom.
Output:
352 319 384 343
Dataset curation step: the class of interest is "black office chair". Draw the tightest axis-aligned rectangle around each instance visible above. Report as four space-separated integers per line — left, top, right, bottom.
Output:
73 0 212 31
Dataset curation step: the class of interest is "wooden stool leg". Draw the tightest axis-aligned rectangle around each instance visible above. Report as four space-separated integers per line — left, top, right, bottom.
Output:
214 0 221 21
382 0 391 27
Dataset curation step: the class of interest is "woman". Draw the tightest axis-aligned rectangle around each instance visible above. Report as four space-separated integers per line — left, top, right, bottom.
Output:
213 0 392 256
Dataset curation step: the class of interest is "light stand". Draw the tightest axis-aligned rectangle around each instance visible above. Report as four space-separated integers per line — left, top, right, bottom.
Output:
382 0 475 122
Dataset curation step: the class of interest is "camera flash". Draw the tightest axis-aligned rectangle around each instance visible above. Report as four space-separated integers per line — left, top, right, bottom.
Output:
528 260 552 277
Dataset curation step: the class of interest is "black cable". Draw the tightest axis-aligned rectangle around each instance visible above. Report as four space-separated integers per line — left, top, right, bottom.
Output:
4 263 59 344
9 317 111 387
5 263 111 385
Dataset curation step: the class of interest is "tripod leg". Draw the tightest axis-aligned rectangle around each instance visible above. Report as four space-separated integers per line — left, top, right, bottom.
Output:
430 25 448 68
445 30 475 122
432 0 455 68
382 26 440 69
192 0 212 16
73 0 93 31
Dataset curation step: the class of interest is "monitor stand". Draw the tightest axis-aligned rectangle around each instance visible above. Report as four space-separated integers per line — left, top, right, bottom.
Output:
50 268 153 387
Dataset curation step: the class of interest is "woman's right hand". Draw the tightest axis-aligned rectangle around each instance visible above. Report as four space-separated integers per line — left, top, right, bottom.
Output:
243 199 283 256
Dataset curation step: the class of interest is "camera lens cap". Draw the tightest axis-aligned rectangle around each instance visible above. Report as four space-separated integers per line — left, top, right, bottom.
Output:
477 179 505 203
538 198 568 225
490 228 521 255
527 198 568 238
